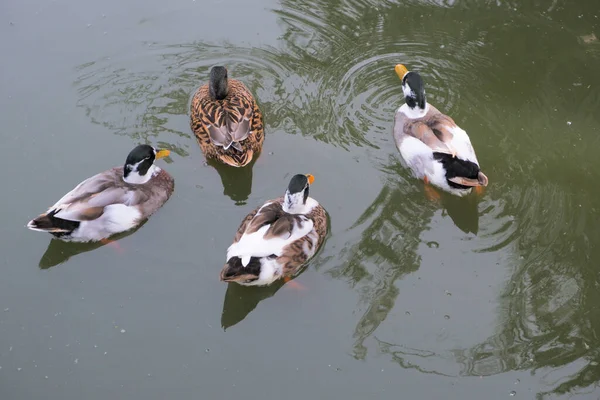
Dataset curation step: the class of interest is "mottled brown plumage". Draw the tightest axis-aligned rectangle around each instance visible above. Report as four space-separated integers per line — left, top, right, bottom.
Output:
277 201 327 275
190 76 264 167
222 195 328 286
243 199 308 240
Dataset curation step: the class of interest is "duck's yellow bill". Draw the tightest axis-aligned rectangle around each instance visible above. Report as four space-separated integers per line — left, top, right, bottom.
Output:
305 174 315 185
155 149 171 159
395 64 409 81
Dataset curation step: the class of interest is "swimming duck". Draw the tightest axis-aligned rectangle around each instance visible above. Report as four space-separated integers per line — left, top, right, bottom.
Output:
393 64 488 197
27 145 174 242
220 174 328 286
190 66 264 167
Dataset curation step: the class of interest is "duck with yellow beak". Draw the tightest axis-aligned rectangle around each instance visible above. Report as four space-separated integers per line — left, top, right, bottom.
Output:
221 174 328 286
27 144 174 242
393 64 488 197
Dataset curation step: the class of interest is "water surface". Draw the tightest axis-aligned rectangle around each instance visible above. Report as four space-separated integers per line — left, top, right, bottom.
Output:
2 0 600 398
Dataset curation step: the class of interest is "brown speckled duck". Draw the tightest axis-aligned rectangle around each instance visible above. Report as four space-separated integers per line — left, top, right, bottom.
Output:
26 145 174 242
190 66 264 167
220 174 328 286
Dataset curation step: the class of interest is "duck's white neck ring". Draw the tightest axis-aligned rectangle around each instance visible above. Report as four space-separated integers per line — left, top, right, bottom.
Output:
123 164 160 184
400 103 429 119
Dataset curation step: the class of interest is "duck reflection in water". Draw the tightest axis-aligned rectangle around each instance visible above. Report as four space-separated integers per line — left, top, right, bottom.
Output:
38 224 144 269
220 280 285 330
206 157 255 206
436 189 481 235
220 266 309 330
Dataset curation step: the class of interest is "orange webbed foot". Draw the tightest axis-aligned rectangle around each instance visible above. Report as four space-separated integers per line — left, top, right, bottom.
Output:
423 176 441 202
100 238 124 254
474 186 486 196
283 276 307 291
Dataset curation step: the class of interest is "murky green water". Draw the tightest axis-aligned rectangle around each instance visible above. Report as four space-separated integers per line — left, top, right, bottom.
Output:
2 0 600 398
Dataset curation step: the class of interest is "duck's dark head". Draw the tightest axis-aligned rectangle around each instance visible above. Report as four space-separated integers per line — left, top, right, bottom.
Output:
395 64 426 111
283 174 314 213
123 144 170 184
209 66 229 100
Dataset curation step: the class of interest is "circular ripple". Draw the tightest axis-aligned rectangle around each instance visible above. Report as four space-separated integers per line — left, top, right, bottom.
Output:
333 29 495 154
73 42 295 157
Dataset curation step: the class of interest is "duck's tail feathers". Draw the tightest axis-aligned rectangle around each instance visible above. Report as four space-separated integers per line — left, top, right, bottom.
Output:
220 255 264 281
218 149 253 168
27 210 79 233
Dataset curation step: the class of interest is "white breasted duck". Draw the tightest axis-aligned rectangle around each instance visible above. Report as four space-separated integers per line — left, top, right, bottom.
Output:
393 64 488 197
221 174 327 286
27 145 174 242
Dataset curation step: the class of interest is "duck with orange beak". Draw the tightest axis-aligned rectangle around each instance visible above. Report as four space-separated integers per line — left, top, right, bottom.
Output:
393 64 488 197
27 145 174 242
221 174 328 286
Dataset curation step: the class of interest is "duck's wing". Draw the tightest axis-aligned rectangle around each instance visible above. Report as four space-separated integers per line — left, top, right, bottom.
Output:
431 116 480 164
197 96 234 149
406 120 457 156
222 81 254 144
244 201 297 240
277 204 327 276
47 168 146 222
195 82 254 151
50 170 113 209
232 202 263 243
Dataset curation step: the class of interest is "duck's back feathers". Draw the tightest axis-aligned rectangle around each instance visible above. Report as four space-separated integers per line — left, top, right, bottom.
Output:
395 104 460 156
243 200 309 240
202 84 253 147
227 198 314 263
191 80 264 167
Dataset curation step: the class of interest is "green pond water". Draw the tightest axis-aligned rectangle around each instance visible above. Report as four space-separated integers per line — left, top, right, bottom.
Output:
1 0 600 398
